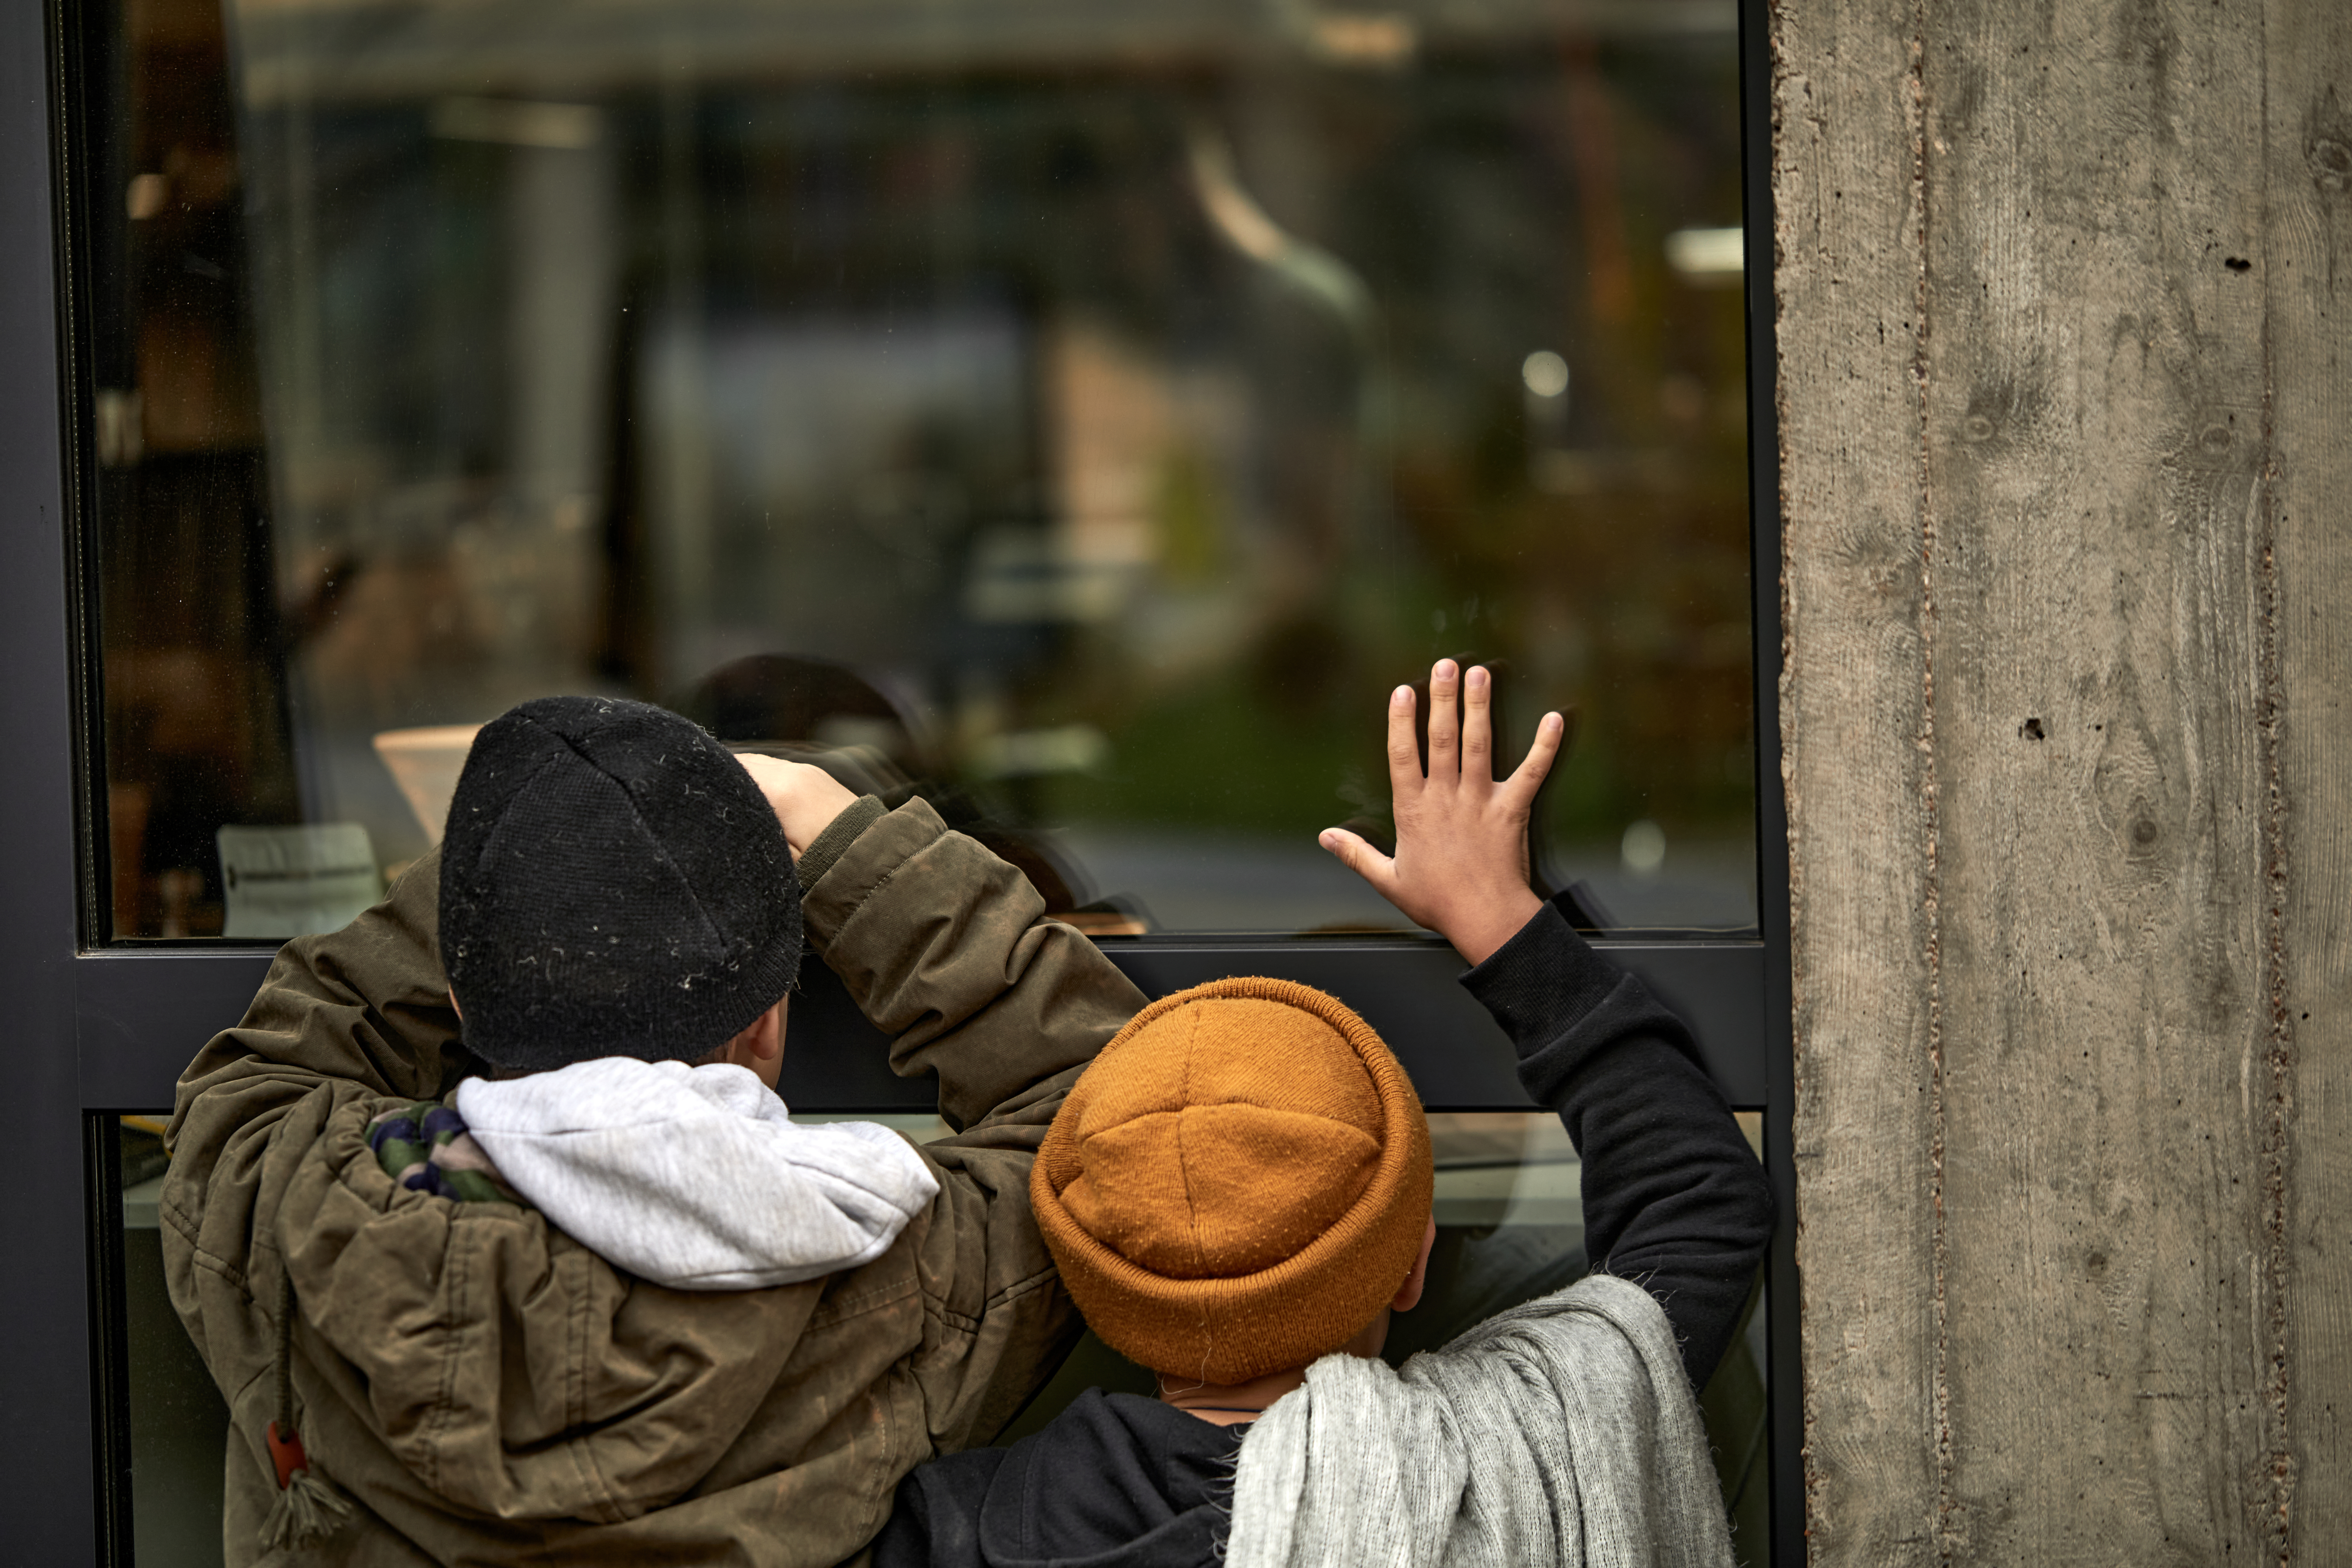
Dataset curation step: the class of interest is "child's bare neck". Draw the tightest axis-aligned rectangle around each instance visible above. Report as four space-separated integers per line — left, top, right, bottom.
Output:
1153 1367 1307 1426
1152 1310 1392 1425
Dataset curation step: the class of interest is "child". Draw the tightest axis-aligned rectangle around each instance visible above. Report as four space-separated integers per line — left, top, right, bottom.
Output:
874 661 1773 1568
162 694 1147 1566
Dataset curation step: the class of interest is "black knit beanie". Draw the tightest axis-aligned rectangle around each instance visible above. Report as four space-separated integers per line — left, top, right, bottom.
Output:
439 695 802 1072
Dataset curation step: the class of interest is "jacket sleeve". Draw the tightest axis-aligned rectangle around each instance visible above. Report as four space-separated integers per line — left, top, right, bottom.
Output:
799 796 1145 1133
158 856 469 1387
1459 903 1774 1386
800 798 1148 1451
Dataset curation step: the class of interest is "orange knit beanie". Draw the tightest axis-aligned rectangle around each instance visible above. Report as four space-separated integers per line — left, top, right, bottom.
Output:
1031 976 1434 1385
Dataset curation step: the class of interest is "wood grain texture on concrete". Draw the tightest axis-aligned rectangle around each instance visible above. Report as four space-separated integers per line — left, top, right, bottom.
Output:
1921 0 2272 1559
1776 0 2349 1560
1771 0 1940 1560
2269 1 2352 1554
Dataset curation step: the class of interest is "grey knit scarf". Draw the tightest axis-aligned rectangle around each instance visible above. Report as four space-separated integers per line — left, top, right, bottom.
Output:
1227 1273 1737 1568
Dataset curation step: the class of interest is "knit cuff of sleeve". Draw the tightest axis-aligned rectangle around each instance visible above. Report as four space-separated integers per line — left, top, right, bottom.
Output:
794 795 888 892
1458 901 1623 1057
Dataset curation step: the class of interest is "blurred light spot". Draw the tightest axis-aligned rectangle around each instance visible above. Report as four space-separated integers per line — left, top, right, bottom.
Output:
1307 12 1418 69
431 97 602 150
96 389 143 467
1521 350 1569 399
1665 227 1744 284
126 172 169 220
1620 819 1667 875
971 724 1110 779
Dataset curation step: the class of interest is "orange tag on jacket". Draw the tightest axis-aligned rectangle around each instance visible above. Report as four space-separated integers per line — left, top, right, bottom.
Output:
266 1421 309 1491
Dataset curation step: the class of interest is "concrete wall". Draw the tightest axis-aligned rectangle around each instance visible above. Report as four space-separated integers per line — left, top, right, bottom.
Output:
1772 0 2350 1558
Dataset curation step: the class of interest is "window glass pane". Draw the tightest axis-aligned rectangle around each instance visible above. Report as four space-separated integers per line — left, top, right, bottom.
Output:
90 0 1753 938
115 1119 232 1568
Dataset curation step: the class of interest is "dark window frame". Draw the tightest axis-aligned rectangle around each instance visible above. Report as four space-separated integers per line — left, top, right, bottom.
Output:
0 0 1797 1557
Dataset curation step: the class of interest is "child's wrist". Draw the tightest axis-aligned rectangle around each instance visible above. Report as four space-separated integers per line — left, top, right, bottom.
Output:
779 778 858 854
1436 887 1543 968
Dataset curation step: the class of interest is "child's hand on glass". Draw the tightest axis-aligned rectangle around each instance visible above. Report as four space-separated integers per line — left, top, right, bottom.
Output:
1318 658 1562 966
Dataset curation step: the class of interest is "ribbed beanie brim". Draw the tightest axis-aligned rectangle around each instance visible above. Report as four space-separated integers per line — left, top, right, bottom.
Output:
438 695 802 1071
1030 976 1433 1386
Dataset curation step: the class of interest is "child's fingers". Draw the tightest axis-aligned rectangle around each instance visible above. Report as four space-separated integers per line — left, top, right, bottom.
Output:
1461 665 1494 788
1386 684 1422 795
1318 827 1399 893
1426 659 1461 782
1500 710 1566 804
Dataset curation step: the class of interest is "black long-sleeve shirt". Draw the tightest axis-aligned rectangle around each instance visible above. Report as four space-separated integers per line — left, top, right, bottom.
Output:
1464 901 1774 1385
866 904 1775 1568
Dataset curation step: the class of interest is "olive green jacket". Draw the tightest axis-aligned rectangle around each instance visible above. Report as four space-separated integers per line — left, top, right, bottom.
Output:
161 800 1147 1566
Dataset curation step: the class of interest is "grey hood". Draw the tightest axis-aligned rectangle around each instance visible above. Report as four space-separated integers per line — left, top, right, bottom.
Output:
455 1057 939 1290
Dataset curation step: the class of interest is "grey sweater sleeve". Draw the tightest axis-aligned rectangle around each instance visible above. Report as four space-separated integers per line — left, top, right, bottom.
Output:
1460 903 1774 1386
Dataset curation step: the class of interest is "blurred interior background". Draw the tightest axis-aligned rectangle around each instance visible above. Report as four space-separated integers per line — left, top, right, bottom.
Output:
86 0 1754 939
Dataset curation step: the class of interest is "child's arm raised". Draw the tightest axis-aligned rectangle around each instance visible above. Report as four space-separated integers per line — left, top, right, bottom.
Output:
791 793 1146 1130
738 751 1147 1134
773 786 1150 1451
1322 659 1772 1386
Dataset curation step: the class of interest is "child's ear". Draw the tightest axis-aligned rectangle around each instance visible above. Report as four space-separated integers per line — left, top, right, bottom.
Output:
727 1000 783 1064
749 1000 785 1062
1392 1216 1438 1312
716 1000 786 1078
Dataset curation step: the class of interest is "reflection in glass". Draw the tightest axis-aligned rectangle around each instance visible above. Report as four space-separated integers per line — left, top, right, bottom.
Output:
89 0 1754 937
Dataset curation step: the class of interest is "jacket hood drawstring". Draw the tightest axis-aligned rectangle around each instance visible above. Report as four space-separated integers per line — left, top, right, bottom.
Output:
261 1268 352 1552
